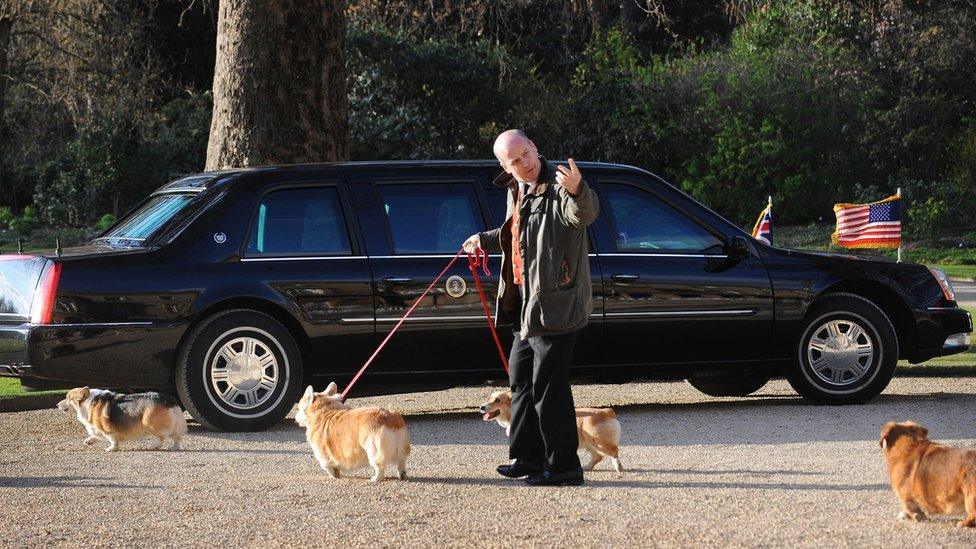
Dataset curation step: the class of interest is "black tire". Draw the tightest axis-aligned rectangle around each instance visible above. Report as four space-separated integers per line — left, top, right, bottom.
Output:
785 293 897 405
687 373 770 397
176 309 303 431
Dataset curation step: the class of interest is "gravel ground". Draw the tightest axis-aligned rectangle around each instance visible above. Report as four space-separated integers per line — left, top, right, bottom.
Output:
3 378 976 548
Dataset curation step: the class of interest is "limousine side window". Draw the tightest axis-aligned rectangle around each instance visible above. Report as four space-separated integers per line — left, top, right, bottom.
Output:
245 186 352 255
602 182 722 253
378 183 482 254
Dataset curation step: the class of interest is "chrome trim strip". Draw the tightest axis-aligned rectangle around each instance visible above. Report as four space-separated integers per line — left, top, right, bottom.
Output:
343 312 606 323
597 253 727 258
152 188 204 195
30 322 156 328
605 309 755 318
369 254 503 259
927 306 964 312
376 315 487 322
241 255 368 262
0 313 28 319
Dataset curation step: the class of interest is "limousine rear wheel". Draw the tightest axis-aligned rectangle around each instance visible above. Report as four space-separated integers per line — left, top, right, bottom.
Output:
176 309 303 432
786 293 897 405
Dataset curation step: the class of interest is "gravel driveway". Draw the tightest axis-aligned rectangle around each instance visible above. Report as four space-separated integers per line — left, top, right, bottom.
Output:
3 378 976 547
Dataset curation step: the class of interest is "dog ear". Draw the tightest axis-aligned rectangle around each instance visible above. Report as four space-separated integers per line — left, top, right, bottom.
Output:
879 421 897 449
324 382 338 396
299 385 314 404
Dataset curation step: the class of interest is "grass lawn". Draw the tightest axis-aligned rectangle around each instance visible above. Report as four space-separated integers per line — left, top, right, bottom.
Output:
0 377 65 401
939 264 976 281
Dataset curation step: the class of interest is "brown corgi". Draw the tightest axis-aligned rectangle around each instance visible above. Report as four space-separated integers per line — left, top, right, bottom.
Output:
880 421 976 527
480 389 623 472
56 387 187 452
295 382 410 482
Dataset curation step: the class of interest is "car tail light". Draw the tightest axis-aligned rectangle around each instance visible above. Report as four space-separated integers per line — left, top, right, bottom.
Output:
928 267 956 303
29 261 62 324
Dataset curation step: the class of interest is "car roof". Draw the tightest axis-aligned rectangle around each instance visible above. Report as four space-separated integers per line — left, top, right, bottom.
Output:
153 160 654 194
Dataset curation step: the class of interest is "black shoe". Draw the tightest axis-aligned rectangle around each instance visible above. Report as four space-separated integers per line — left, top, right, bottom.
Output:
524 467 585 486
496 460 541 479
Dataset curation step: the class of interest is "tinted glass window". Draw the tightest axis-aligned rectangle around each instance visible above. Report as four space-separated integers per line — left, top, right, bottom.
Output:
98 193 195 245
603 183 722 253
485 187 508 228
246 187 351 255
379 183 483 254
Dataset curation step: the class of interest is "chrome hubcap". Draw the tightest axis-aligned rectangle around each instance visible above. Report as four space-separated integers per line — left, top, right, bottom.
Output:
210 337 279 409
807 319 874 386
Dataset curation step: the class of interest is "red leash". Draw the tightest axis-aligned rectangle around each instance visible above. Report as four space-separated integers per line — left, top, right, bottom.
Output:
467 249 510 374
339 247 509 400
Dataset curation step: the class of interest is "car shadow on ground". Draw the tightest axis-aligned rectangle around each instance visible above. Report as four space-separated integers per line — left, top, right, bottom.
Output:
403 391 976 447
406 475 890 492
0 476 161 489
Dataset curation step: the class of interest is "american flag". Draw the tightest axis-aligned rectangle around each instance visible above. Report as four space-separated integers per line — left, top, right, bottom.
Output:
832 195 902 249
751 205 772 245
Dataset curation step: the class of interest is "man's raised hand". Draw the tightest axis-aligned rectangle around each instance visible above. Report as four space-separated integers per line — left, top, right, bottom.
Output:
555 158 582 196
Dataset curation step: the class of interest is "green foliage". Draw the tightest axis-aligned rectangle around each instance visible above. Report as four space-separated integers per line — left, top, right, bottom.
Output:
9 206 41 236
29 93 211 228
95 214 117 232
4 0 976 241
346 25 541 160
0 208 14 230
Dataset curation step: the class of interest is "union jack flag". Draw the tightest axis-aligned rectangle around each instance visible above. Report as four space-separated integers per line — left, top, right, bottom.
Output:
832 194 902 249
751 204 772 245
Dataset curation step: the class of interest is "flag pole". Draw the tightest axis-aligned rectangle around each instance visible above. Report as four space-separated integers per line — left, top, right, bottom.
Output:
896 187 902 263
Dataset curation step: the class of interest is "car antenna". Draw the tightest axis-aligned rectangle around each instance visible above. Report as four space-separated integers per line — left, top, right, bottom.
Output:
55 234 62 257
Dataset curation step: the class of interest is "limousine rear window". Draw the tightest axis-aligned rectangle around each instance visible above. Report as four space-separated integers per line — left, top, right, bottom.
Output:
95 193 195 246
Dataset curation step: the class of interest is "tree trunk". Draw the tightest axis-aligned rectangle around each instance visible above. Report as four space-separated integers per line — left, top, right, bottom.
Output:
0 16 13 201
206 1 348 170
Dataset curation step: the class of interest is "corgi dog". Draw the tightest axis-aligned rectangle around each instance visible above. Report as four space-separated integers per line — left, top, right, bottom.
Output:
56 387 187 452
880 421 976 527
295 382 410 482
480 389 623 472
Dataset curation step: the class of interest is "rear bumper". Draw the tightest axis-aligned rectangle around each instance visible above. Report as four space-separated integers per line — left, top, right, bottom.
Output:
913 307 973 363
0 326 31 376
0 322 183 388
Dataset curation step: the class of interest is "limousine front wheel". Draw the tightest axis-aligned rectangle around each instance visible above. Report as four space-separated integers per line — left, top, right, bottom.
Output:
177 309 303 431
786 293 897 405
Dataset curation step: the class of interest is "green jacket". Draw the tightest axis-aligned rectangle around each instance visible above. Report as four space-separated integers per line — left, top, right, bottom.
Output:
478 159 600 338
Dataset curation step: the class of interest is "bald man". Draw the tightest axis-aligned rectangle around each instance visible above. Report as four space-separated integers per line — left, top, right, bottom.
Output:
463 130 599 486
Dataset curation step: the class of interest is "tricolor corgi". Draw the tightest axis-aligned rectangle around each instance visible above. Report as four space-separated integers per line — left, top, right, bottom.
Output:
480 389 623 472
296 382 410 482
57 387 187 451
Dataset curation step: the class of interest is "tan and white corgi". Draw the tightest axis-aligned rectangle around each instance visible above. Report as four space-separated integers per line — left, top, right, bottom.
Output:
295 382 410 482
480 389 623 472
57 387 187 452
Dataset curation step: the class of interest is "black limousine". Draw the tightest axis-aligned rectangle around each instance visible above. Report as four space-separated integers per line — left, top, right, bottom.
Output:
0 161 971 431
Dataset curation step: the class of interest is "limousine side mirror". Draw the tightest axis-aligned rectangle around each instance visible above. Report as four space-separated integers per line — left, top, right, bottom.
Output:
725 236 751 260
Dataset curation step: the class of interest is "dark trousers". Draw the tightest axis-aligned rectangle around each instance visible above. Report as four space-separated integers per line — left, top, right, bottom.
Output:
507 330 582 473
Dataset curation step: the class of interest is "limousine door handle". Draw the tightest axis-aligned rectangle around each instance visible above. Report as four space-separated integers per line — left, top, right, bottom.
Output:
611 274 640 283
383 277 414 284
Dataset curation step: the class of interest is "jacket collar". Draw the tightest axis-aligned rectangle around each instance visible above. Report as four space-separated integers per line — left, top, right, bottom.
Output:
492 157 551 197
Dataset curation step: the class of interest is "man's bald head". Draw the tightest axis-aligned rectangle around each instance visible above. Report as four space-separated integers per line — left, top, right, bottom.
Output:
494 129 541 183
